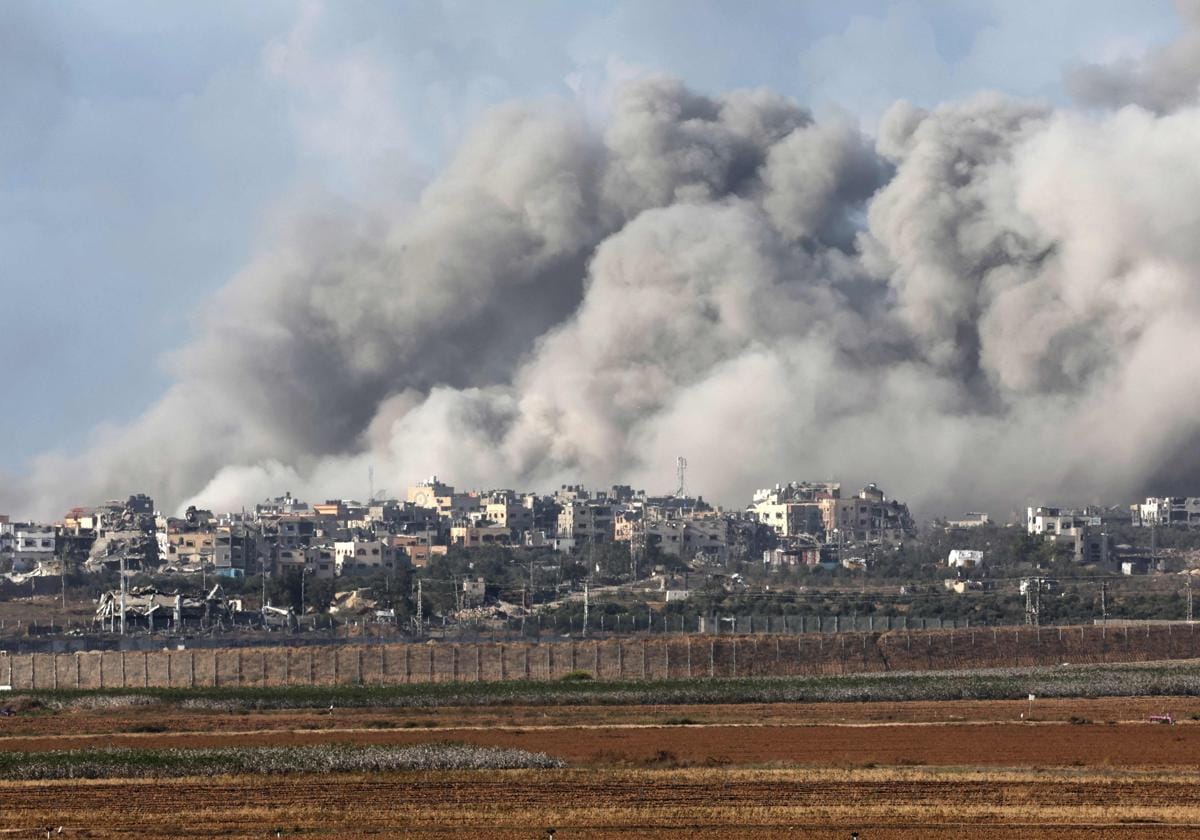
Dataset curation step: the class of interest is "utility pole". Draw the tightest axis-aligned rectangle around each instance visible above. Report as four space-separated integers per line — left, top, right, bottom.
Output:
583 580 589 638
1022 577 1043 626
1188 577 1194 623
119 553 127 637
416 578 423 633
1101 580 1108 626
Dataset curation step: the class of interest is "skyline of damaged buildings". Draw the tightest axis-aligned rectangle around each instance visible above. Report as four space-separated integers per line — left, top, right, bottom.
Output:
0 476 916 584
5 478 1200 587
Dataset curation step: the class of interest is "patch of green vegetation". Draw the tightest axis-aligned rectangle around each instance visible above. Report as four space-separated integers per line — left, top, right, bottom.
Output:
14 659 1200 711
0 744 565 780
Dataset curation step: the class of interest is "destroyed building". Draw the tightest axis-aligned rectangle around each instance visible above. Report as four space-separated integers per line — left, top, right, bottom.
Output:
84 494 159 572
94 584 296 632
750 482 913 544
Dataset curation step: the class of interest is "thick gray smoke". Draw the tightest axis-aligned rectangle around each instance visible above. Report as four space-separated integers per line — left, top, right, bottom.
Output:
8 66 1200 521
1067 0 1200 112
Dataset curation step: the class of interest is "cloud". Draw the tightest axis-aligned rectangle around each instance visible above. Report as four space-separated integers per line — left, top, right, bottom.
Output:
9 71 1200 522
1066 0 1200 112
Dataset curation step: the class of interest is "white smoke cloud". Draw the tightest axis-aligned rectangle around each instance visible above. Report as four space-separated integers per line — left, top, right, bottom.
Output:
7 70 1200 521
1066 0 1200 112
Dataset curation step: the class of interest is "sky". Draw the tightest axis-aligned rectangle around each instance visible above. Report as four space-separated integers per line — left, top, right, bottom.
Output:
0 0 1191 516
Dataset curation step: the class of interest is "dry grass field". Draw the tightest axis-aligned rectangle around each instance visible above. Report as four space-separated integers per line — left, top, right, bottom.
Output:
5 666 1200 836
4 767 1200 838
1 693 1196 736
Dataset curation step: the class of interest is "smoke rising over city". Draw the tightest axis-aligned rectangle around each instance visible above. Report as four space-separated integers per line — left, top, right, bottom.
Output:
7 19 1200 520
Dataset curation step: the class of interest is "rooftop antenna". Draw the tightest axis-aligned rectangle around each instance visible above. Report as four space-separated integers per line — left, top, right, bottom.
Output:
675 456 687 498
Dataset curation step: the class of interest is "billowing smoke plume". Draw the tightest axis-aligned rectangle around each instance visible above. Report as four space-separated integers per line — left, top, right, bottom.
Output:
1067 0 1200 112
8 63 1200 520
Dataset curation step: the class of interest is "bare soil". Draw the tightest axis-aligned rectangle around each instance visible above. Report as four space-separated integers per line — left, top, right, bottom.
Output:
5 697 1200 836
4 768 1200 838
2 694 1196 738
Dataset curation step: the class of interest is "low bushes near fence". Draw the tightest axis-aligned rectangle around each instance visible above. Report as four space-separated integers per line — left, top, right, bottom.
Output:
15 659 1200 711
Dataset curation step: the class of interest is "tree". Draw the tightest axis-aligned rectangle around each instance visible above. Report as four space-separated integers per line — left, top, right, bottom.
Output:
591 542 632 582
560 560 588 585
304 577 335 613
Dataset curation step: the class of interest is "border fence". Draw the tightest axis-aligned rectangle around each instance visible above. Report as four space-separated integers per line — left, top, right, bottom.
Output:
0 614 972 653
1 622 1198 691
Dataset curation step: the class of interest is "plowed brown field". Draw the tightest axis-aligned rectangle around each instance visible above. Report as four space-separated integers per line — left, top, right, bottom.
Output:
4 694 1197 737
6 698 1200 836
5 768 1200 838
4 720 1200 768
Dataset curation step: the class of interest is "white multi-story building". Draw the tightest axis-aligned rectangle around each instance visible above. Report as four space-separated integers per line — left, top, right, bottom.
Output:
12 524 55 573
556 501 614 546
947 549 984 569
274 544 336 580
450 524 513 548
1132 497 1200 527
947 512 990 528
751 482 911 543
645 518 732 560
333 539 395 576
1026 506 1093 536
483 497 533 535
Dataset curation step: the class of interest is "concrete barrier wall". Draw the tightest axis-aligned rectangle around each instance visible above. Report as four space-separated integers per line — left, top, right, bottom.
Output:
2 623 1198 691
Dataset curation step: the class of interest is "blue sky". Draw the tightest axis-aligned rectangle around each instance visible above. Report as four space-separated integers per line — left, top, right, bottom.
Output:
0 0 1184 471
